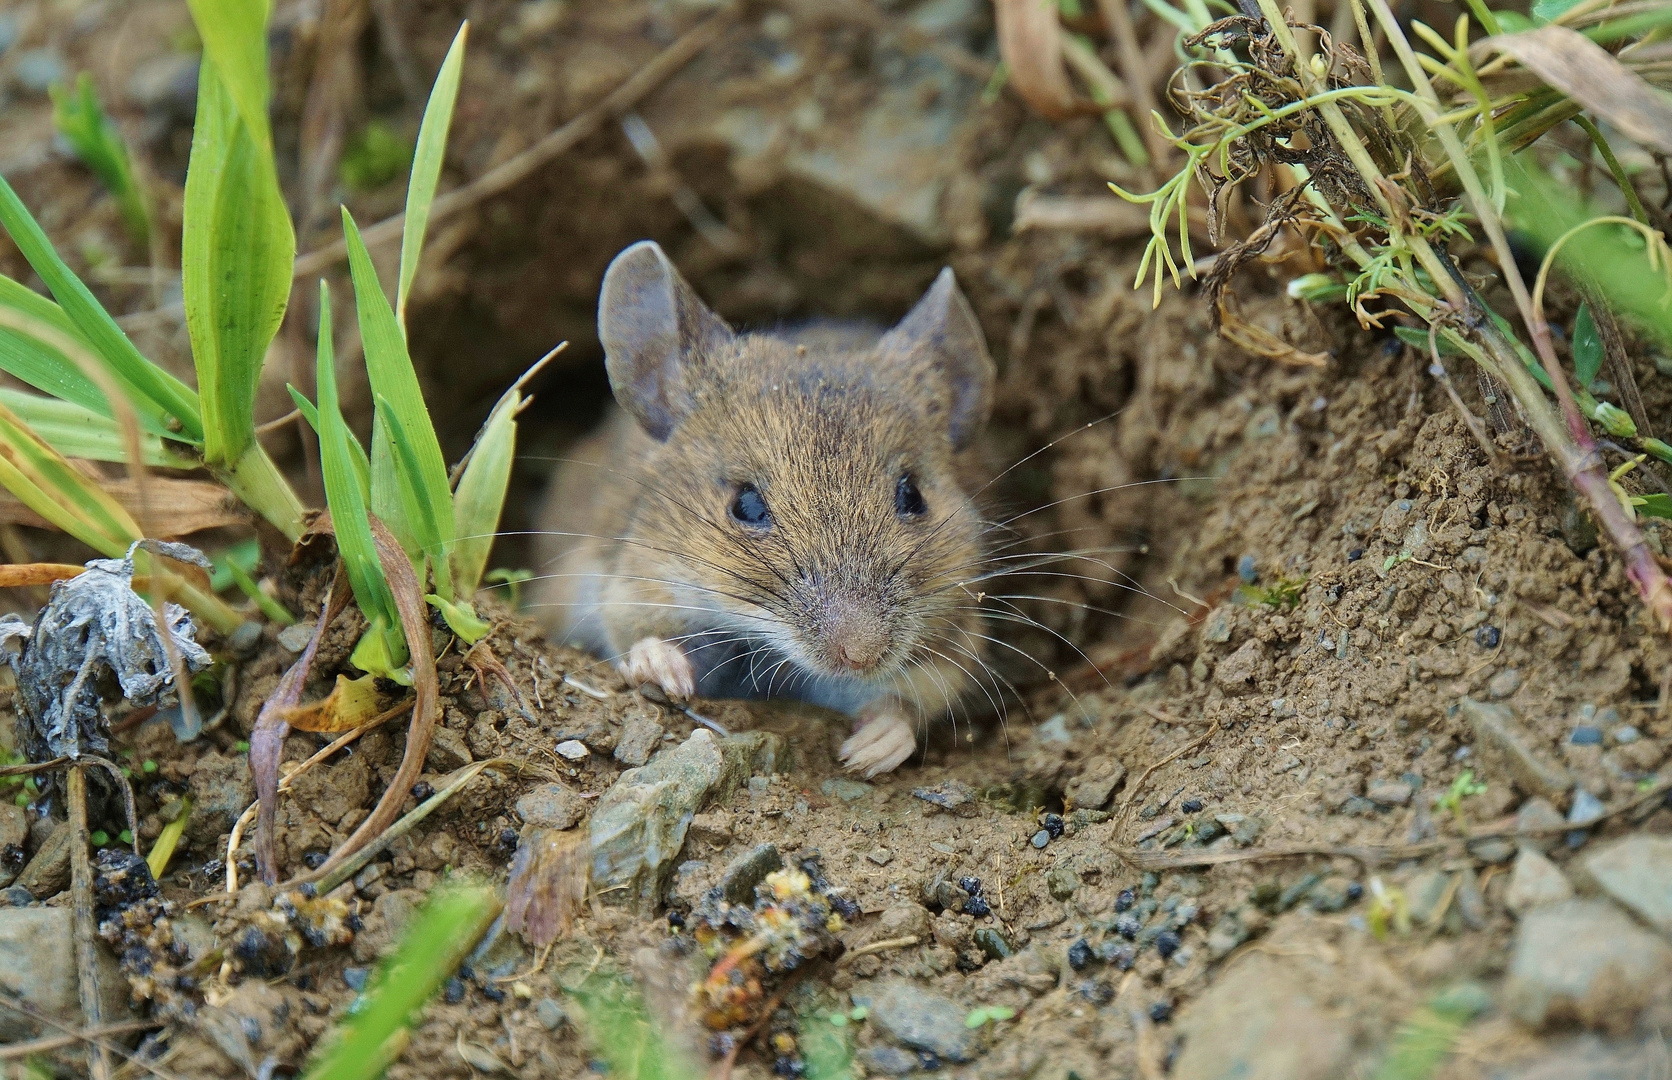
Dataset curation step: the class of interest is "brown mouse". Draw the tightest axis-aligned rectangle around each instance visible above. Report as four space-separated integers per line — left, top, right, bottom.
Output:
532 240 996 776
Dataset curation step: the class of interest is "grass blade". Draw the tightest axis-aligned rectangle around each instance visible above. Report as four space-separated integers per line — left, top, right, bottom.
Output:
0 399 140 557
342 208 455 568
300 884 500 1080
315 282 407 674
451 381 520 597
182 39 295 467
0 276 119 417
184 0 275 153
50 73 151 245
374 395 451 595
287 383 371 497
0 389 196 468
0 176 202 440
398 23 468 331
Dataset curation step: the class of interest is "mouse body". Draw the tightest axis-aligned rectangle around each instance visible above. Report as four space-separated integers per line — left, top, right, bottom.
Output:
532 241 997 776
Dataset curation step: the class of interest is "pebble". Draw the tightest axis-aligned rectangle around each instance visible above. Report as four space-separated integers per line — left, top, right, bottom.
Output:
857 1046 921 1076
1488 668 1524 699
1609 725 1640 745
1515 797 1566 854
514 783 586 831
866 847 893 867
1064 758 1126 810
1506 900 1672 1029
1405 870 1453 927
1236 554 1258 583
613 717 664 767
1030 830 1051 849
1045 865 1079 900
1567 726 1603 746
0 885 32 907
1459 698 1573 800
1505 848 1574 914
1566 789 1606 828
342 967 369 991
1365 780 1414 807
535 997 566 1031
912 779 977 816
973 927 1013 961
0 907 129 1040
1466 837 1516 864
1580 835 1672 935
1067 939 1093 970
820 778 872 802
718 843 782 905
12 48 65 94
277 621 317 653
1474 624 1501 648
1170 954 1350 1080
865 980 979 1062
554 739 590 761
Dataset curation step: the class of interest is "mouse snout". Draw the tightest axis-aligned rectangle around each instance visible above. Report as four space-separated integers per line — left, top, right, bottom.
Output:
818 592 891 673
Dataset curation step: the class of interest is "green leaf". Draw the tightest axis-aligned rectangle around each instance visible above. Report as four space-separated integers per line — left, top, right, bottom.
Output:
51 73 150 244
1393 325 1466 355
374 397 452 598
182 53 295 467
399 23 468 330
1571 302 1602 389
0 175 202 440
0 388 196 468
1532 0 1582 23
316 281 407 674
343 207 455 569
184 0 275 152
1635 493 1672 520
210 536 261 591
0 276 117 416
0 398 140 557
451 378 521 597
226 556 297 626
286 383 371 498
428 593 491 643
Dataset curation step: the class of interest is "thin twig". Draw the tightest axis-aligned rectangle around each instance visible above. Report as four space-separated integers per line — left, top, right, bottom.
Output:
0 1020 160 1061
291 3 740 280
837 936 921 965
67 766 109 1080
0 988 185 1080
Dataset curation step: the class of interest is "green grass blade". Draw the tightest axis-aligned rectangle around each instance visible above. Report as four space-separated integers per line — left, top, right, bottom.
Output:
301 885 500 1080
287 383 371 498
374 394 451 598
0 399 140 557
0 176 202 440
398 23 468 331
0 277 114 416
342 208 455 557
50 73 150 245
184 0 275 153
451 382 519 597
182 52 296 467
1571 302 1602 388
316 282 402 661
0 389 196 468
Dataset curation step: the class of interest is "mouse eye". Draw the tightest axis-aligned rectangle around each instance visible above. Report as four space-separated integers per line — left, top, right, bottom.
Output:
895 474 928 518
730 483 773 528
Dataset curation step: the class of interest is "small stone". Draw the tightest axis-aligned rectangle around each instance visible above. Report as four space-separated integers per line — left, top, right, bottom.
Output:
1609 725 1641 745
1506 900 1672 1030
1505 848 1574 914
1466 837 1517 864
820 778 873 802
866 847 893 867
535 998 566 1031
1488 669 1524 699
1213 639 1264 694
857 1046 921 1076
1515 798 1566 854
1365 780 1413 807
912 780 977 816
427 728 474 771
719 844 783 905
1460 698 1573 800
277 622 316 653
514 783 586 831
1064 757 1127 810
1236 554 1259 583
613 717 664 767
1155 930 1181 959
1474 624 1501 648
1045 865 1079 900
1581 835 1672 935
343 966 369 991
1180 798 1203 813
1067 939 1093 970
1566 789 1606 828
973 927 1013 961
1033 714 1073 747
1568 726 1603 746
1115 888 1136 913
867 980 979 1062
554 740 590 761
0 885 33 908
1030 830 1050 849
1406 870 1452 927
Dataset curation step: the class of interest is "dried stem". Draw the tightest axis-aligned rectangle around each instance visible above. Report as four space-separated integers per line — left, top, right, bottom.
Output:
67 766 109 1080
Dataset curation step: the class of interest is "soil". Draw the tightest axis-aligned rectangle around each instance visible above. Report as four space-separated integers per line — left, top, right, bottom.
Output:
2 0 1671 1078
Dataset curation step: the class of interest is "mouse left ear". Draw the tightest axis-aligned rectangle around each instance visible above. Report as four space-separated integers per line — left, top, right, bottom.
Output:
876 268 995 450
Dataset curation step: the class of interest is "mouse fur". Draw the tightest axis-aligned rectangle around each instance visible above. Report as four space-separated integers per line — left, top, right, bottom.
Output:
532 240 996 776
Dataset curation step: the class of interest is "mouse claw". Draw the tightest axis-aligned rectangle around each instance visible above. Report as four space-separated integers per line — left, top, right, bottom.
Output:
840 709 917 778
620 637 696 701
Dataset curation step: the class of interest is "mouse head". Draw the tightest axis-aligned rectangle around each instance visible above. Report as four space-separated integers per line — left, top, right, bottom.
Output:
599 240 994 688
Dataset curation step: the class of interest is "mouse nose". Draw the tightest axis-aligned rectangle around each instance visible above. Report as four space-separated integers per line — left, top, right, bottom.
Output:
824 595 889 672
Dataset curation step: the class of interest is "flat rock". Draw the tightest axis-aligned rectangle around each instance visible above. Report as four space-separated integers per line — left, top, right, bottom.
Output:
1064 757 1127 810
1506 899 1672 1030
1505 848 1574 914
613 716 664 767
866 979 979 1062
1172 953 1351 1080
719 843 782 905
516 783 586 831
1580 835 1672 935
1515 797 1565 854
1459 698 1573 800
1365 780 1413 807
589 729 782 910
0 907 130 1041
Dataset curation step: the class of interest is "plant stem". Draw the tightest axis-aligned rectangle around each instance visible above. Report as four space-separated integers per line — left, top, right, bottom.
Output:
1573 115 1652 227
215 441 307 542
67 766 109 1080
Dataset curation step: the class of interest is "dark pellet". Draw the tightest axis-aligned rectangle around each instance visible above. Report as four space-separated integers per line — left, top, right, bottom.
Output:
958 876 983 897
1149 1001 1173 1023
411 781 435 801
1068 939 1093 971
1474 625 1501 649
1155 930 1181 959
1115 889 1136 913
1181 798 1203 813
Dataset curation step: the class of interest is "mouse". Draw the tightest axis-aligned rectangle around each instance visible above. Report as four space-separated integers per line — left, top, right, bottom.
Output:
532 239 996 777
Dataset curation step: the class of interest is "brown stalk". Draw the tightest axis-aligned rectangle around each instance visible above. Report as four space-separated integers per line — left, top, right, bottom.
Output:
993 0 1082 120
66 766 108 1080
1096 0 1170 165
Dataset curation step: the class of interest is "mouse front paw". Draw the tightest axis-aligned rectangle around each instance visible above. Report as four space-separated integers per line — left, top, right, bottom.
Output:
840 709 917 778
620 637 697 700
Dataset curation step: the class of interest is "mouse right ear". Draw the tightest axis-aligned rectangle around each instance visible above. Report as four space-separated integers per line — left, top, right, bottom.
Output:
598 240 734 441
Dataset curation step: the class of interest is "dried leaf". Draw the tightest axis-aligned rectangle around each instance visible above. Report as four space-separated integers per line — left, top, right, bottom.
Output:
0 476 246 536
1012 191 1155 236
0 540 211 763
1487 26 1672 154
994 0 1080 120
281 673 382 733
505 827 589 947
1216 295 1330 367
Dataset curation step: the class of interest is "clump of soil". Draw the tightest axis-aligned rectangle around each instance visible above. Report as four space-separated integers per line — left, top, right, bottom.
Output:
1 0 1670 1077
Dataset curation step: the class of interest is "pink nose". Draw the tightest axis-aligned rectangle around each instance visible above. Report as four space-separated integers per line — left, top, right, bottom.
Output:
826 598 888 671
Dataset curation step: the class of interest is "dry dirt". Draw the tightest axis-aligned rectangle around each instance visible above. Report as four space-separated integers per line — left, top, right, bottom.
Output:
2 1 1671 1078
